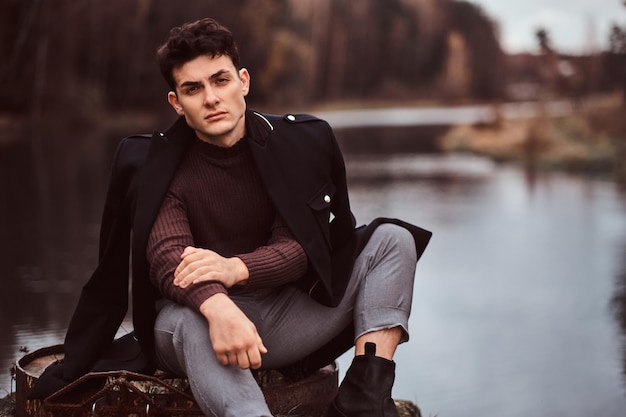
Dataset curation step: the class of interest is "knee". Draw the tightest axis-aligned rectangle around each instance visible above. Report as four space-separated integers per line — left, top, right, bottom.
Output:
372 223 417 262
177 307 207 336
157 302 207 340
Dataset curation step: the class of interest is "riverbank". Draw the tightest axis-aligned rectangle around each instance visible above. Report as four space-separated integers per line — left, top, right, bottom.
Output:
438 94 626 179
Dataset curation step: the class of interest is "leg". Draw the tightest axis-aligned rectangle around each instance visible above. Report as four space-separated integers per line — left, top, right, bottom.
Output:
352 223 418 360
352 223 418 358
355 327 403 360
153 300 272 417
232 286 355 370
331 223 418 417
233 223 417 369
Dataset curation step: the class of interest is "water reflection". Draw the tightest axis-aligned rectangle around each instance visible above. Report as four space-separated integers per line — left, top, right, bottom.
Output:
340 153 626 416
612 243 626 392
1 131 626 416
0 130 117 394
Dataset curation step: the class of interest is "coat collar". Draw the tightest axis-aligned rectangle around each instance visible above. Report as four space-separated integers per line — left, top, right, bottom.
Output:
245 109 273 146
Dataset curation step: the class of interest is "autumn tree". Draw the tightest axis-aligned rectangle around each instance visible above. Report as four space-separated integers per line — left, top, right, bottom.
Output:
441 0 505 99
0 0 508 118
536 28 552 54
607 23 626 104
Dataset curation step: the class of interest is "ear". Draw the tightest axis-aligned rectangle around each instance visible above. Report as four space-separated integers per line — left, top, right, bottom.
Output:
167 91 184 116
239 68 250 96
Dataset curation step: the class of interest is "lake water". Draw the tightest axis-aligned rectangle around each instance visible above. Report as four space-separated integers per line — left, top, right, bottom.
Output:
341 153 626 417
2 131 626 416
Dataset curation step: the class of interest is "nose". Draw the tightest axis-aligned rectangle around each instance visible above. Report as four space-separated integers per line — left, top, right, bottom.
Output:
203 86 218 106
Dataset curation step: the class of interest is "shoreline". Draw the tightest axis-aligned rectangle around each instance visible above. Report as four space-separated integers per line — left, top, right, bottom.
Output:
437 94 625 179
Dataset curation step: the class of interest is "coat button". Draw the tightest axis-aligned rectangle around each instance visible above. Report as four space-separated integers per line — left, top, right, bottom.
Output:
324 194 331 203
287 114 296 121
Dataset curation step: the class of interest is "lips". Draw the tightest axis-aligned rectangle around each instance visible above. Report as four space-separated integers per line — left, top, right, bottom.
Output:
205 111 227 121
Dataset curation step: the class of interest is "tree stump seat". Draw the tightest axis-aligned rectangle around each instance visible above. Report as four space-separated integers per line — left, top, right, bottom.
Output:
14 345 338 417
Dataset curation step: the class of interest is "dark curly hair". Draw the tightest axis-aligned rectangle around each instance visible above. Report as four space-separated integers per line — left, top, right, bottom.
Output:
156 18 241 90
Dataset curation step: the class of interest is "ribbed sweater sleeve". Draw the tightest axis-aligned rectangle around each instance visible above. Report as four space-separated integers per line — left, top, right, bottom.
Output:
237 214 307 290
147 193 227 310
146 137 307 311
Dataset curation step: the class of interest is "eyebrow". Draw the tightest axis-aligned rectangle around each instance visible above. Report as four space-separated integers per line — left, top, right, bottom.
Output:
178 69 233 89
180 80 201 89
210 69 232 80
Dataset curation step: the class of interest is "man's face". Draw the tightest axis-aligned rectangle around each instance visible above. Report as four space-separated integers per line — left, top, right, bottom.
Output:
168 54 250 147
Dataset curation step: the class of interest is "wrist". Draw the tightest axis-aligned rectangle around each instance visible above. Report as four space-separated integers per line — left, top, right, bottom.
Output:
232 256 249 285
199 293 230 320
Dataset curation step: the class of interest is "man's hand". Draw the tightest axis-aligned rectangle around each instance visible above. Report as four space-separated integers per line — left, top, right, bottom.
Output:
174 246 249 288
200 293 267 369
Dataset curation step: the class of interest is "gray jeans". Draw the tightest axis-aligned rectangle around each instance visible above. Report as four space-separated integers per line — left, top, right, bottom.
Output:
153 223 418 417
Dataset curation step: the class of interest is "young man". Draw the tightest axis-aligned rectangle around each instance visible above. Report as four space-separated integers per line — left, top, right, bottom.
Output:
32 18 431 417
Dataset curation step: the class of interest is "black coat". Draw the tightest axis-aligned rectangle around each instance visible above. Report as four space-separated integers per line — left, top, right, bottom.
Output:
31 110 431 398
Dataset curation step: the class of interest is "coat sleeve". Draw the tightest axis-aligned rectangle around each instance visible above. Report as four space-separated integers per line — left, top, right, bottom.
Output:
29 137 151 399
61 136 148 380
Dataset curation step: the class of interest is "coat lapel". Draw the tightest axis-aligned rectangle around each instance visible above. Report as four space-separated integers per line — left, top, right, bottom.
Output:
246 113 307 244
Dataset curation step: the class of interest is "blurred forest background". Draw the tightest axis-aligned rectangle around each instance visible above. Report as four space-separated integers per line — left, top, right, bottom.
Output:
1 0 625 131
1 0 626 190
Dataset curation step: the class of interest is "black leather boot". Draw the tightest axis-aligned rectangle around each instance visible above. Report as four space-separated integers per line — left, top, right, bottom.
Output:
327 342 400 417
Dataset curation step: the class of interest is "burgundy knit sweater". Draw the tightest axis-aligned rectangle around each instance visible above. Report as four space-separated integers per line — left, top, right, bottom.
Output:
147 136 308 310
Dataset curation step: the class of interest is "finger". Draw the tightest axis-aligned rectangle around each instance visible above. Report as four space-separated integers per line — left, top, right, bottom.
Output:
175 255 208 286
177 251 204 272
175 263 197 287
228 352 241 367
174 257 188 278
174 265 194 287
248 348 262 370
182 247 213 261
174 256 197 281
237 351 251 369
216 352 229 366
176 249 205 278
178 267 217 288
180 246 198 258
